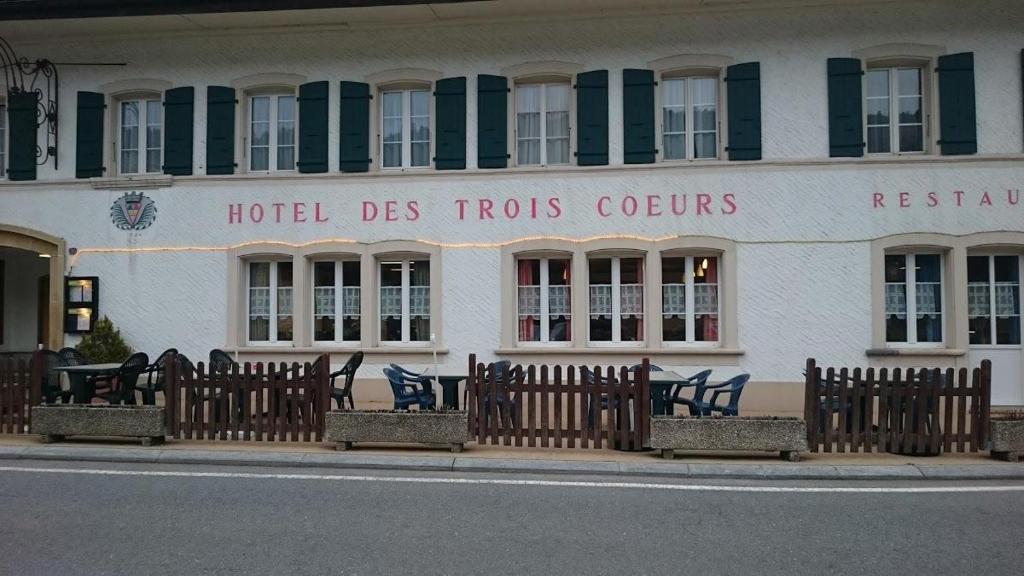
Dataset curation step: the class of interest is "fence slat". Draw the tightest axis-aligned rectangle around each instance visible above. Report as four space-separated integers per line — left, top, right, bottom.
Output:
837 368 849 453
567 366 577 449
553 366 563 448
823 368 835 453
969 366 981 452
850 368 862 452
862 368 875 453
877 368 890 453
901 369 915 454
956 367 967 453
929 368 942 455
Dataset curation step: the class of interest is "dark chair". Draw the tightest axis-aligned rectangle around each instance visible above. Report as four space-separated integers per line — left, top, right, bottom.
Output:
677 373 750 416
209 349 235 373
57 348 91 403
91 353 150 405
38 350 71 404
58 347 89 366
479 361 520 429
384 367 435 410
136 348 178 405
668 369 712 411
330 352 364 409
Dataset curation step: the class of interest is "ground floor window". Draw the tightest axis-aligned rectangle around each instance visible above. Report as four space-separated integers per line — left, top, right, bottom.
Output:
380 259 430 343
885 253 943 345
248 261 293 344
588 256 644 343
661 255 719 344
313 260 361 343
968 255 1021 345
517 257 571 343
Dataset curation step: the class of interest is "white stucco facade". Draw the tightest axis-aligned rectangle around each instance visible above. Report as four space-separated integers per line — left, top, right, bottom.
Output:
1 0 1023 411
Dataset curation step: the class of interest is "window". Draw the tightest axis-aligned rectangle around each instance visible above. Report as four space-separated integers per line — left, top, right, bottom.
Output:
381 89 430 169
0 103 5 177
516 82 570 166
119 98 161 174
662 255 719 344
968 255 1021 345
379 259 430 343
517 258 571 343
247 261 293 344
588 257 644 343
313 260 361 343
249 94 296 171
866 67 924 154
662 77 717 160
884 253 943 345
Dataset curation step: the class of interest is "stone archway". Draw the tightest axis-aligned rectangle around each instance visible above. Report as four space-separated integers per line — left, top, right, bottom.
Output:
0 224 65 351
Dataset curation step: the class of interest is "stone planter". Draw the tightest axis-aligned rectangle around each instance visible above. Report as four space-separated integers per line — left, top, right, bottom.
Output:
990 419 1024 462
32 405 166 446
324 410 469 452
650 416 808 461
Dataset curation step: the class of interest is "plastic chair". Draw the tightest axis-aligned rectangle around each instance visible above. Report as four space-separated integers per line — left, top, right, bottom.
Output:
209 349 235 373
384 367 435 410
91 353 150 405
38 350 71 404
136 348 178 405
330 352 363 409
668 369 712 410
677 373 750 416
58 347 89 366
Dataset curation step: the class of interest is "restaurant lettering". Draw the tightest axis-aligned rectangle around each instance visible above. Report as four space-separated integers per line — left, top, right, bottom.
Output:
872 189 1021 209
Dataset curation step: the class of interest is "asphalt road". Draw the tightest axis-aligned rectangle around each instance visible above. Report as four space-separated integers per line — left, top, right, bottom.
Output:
0 461 1022 576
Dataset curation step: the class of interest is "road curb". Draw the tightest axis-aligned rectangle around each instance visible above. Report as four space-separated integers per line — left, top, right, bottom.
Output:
1 445 1022 480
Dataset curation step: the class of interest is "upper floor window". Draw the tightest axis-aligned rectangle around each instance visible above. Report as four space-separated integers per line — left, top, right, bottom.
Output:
885 253 942 345
313 260 361 344
119 98 161 174
380 258 430 343
516 82 570 166
662 76 718 160
968 255 1021 346
249 93 296 172
517 257 572 344
662 255 719 344
866 67 924 154
588 256 644 344
0 103 5 177
248 260 293 344
381 89 430 169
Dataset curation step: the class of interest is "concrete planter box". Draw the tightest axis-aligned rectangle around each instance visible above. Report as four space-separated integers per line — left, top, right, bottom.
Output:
651 416 808 461
990 419 1024 462
324 410 469 452
33 405 166 446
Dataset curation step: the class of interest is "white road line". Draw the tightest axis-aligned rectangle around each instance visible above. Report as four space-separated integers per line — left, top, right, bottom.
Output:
0 465 1022 493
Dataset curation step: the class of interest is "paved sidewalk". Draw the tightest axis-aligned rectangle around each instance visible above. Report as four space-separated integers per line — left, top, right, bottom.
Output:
1 436 1021 480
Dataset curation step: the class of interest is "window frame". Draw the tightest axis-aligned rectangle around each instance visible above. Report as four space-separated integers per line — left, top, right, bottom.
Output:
378 85 433 170
657 71 722 162
864 58 932 156
246 91 298 173
515 255 573 347
311 259 362 346
967 253 1023 347
114 94 163 176
246 259 294 346
660 254 721 347
377 256 432 346
513 79 573 167
586 254 645 347
884 251 946 348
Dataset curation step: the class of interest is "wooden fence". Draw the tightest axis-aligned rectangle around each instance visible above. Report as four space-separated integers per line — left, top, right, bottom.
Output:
165 354 331 442
804 358 991 454
0 354 38 434
466 354 651 451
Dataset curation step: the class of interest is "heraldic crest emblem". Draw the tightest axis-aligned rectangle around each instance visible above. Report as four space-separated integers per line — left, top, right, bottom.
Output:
110 192 157 231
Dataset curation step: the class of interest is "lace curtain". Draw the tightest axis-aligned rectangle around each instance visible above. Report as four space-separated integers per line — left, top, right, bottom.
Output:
886 283 941 319
969 282 1020 318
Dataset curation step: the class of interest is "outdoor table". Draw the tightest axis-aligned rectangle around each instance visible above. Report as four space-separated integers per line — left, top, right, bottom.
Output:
51 363 121 403
417 367 465 410
647 371 700 416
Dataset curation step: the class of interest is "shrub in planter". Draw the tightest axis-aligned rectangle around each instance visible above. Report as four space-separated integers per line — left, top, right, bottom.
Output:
650 415 808 461
990 410 1024 462
324 409 469 452
33 404 165 446
76 316 133 364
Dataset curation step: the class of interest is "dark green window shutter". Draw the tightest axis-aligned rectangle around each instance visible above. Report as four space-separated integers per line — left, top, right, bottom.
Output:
434 76 466 170
937 52 977 156
74 91 105 179
9 91 39 181
206 86 236 175
623 68 656 164
339 81 370 173
725 62 762 161
477 74 508 169
575 70 609 166
827 58 864 158
297 80 329 173
162 86 194 175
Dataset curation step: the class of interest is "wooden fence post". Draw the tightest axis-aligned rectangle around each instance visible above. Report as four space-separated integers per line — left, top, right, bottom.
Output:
467 354 476 437
979 359 991 449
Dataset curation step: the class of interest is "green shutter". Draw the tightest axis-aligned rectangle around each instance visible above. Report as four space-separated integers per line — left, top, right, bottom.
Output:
74 91 105 179
339 81 370 173
623 68 656 164
575 70 609 166
298 81 329 173
827 58 864 158
937 52 977 155
477 74 508 169
9 91 38 181
162 86 194 175
725 62 762 161
434 76 466 170
206 86 236 175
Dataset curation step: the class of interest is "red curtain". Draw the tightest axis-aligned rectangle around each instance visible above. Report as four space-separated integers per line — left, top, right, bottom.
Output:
702 258 719 342
518 260 535 341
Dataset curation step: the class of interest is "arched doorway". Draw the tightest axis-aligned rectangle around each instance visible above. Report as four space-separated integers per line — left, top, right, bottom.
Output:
0 224 65 353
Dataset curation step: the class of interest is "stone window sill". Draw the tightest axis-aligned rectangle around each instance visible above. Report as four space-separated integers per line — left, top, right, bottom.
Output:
226 346 449 356
495 347 744 356
865 348 966 357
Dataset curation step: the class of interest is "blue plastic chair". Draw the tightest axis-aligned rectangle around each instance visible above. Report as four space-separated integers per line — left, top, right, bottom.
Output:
480 361 518 428
384 367 435 410
389 363 434 396
677 373 750 416
668 369 712 411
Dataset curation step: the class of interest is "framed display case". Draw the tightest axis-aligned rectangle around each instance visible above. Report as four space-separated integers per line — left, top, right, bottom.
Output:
64 276 98 334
